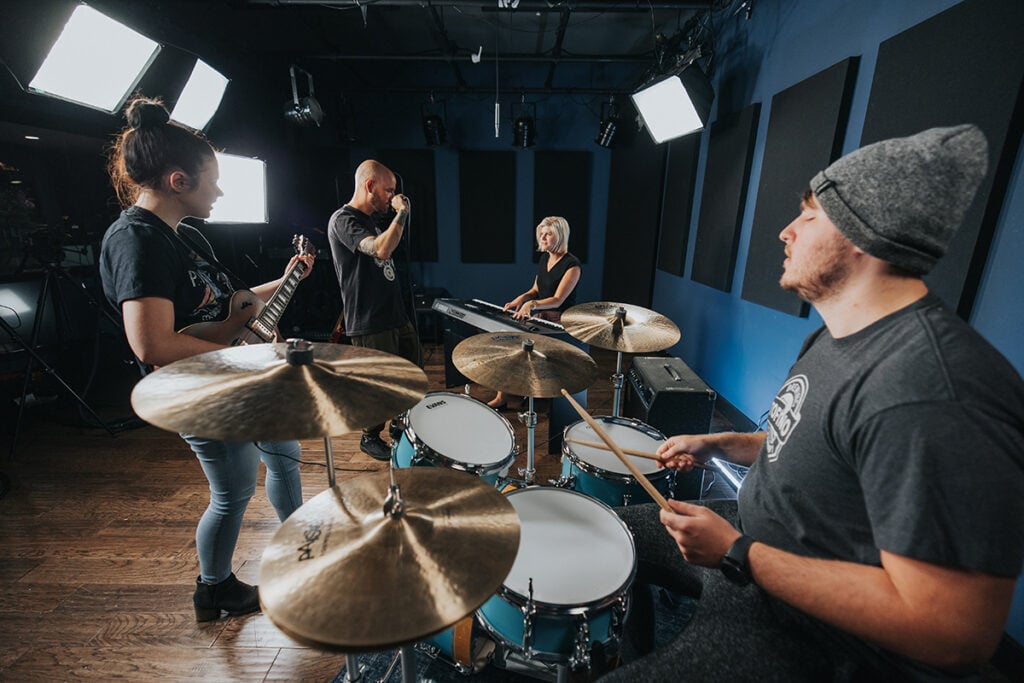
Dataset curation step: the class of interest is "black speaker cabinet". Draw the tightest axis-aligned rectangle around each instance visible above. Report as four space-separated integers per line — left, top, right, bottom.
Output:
625 357 717 437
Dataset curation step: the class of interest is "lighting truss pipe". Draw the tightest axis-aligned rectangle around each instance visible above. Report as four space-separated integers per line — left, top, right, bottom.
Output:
246 0 707 9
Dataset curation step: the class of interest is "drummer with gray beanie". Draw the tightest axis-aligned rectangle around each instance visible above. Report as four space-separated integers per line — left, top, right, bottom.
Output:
601 125 1024 682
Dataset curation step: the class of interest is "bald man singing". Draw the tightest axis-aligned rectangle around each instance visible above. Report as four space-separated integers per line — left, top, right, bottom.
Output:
327 159 423 461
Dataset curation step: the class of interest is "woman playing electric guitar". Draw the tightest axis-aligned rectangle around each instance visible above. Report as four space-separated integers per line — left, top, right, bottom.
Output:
99 95 315 622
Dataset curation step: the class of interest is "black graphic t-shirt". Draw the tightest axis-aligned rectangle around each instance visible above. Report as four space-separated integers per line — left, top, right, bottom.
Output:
327 204 407 337
100 206 235 330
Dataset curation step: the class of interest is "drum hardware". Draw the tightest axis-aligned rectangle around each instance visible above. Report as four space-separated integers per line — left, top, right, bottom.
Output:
561 302 681 417
342 654 364 682
570 615 592 671
521 578 537 652
560 389 672 511
452 332 596 485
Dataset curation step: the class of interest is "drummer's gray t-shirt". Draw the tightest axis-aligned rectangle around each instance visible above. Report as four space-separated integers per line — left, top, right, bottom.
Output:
738 294 1024 576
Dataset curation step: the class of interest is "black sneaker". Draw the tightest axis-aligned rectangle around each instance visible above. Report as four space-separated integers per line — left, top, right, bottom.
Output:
360 434 391 461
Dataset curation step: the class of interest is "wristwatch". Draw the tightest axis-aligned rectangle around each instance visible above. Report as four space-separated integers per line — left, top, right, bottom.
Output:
720 534 755 586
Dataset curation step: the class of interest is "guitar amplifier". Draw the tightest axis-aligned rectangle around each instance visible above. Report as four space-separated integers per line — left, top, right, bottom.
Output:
625 357 717 437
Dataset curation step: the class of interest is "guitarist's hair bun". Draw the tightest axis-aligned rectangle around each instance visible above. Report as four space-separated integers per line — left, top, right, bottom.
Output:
126 97 171 130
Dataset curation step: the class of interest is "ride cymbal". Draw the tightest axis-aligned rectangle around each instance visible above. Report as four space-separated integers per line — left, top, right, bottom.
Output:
259 467 520 651
561 302 680 353
130 340 429 441
452 331 597 398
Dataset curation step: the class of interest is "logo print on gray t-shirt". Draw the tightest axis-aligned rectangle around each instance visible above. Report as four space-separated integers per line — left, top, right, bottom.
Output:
766 374 808 462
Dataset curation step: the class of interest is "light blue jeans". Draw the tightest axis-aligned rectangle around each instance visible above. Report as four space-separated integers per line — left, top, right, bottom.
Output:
181 435 303 584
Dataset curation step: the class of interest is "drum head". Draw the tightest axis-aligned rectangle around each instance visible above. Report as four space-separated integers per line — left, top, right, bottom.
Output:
503 487 634 607
407 392 515 467
564 418 665 476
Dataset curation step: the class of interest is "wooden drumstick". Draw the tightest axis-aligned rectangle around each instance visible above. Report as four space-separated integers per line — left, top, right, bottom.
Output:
560 389 672 512
565 438 715 472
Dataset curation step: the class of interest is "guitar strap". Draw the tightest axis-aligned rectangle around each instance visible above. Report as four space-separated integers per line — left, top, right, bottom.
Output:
173 224 251 293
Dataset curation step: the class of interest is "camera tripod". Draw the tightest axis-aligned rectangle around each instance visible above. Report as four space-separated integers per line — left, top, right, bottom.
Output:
4 260 120 461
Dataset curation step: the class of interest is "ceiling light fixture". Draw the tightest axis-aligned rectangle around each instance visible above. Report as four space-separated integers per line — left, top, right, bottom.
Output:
28 4 160 113
595 97 619 148
511 96 536 149
631 61 714 144
283 65 324 127
171 59 229 132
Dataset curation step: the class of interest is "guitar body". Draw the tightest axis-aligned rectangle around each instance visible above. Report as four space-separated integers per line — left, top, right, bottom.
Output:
177 234 311 346
178 290 280 346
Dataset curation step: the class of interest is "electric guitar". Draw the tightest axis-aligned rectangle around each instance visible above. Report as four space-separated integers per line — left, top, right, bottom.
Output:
178 235 313 346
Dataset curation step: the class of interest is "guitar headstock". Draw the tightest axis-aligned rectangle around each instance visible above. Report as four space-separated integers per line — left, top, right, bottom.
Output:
292 234 313 257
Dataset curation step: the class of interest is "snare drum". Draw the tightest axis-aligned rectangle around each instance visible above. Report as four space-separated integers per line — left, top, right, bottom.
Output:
477 487 635 670
560 416 673 507
393 392 516 486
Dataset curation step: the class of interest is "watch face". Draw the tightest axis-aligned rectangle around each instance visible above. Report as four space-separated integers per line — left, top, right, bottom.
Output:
721 557 750 586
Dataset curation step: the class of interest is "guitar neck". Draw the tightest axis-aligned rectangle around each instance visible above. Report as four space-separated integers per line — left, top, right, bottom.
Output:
253 261 307 334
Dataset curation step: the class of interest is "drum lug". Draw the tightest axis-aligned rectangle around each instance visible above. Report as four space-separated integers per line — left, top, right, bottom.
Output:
569 613 591 671
521 578 537 654
551 474 575 489
610 593 629 641
622 491 632 506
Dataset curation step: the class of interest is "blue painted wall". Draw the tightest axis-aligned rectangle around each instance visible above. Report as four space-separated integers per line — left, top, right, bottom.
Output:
646 0 1024 646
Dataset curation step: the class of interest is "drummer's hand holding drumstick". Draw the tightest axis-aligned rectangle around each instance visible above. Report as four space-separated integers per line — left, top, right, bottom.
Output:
659 499 742 568
656 431 766 471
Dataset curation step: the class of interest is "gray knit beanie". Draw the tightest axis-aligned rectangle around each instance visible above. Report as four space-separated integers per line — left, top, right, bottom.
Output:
810 124 988 275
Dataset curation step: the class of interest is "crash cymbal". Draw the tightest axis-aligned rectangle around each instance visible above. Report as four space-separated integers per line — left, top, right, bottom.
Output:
130 339 428 441
259 467 520 651
561 302 680 353
453 331 597 398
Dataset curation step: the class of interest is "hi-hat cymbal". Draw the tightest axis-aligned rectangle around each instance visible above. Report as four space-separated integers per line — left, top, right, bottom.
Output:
130 340 428 441
259 467 520 652
561 302 681 353
452 331 597 398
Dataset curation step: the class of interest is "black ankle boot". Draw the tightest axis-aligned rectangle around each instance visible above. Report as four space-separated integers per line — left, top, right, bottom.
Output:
193 573 260 622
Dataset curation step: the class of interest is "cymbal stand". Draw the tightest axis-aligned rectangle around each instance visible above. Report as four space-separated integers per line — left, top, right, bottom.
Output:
517 396 539 485
602 307 626 419
324 436 338 488
611 350 625 418
342 654 363 682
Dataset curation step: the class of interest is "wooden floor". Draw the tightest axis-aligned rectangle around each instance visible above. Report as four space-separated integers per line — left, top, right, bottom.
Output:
0 342 623 682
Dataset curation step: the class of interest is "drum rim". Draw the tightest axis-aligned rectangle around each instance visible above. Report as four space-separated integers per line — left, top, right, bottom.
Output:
498 487 637 612
561 415 668 480
400 391 517 473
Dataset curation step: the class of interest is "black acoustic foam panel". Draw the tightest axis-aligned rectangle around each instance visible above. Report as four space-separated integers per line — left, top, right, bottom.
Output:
741 58 859 316
601 136 667 306
691 103 761 292
533 151 592 263
657 132 702 277
378 149 438 262
459 151 516 263
859 0 1024 317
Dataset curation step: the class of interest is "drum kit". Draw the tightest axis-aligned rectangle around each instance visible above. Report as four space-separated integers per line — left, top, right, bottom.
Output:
128 302 682 683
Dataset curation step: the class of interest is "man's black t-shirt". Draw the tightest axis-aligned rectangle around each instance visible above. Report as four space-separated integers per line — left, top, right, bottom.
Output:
327 205 408 337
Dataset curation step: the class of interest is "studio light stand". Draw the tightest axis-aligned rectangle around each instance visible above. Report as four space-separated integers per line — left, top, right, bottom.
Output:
5 255 121 461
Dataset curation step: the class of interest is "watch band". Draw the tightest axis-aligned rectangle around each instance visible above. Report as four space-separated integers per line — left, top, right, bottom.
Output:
721 534 756 586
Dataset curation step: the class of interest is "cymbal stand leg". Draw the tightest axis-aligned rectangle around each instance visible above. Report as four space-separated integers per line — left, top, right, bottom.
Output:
611 350 625 418
324 436 336 488
556 663 569 683
343 654 364 682
400 644 417 682
377 650 401 683
517 396 538 485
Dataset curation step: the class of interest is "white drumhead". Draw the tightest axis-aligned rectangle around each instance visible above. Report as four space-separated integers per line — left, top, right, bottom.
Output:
564 418 665 476
407 392 514 466
504 487 634 606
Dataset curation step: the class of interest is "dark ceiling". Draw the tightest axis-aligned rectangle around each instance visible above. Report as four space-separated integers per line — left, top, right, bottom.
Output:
1 1 730 132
